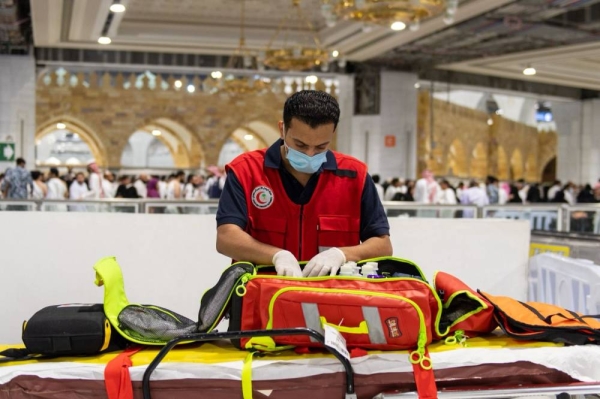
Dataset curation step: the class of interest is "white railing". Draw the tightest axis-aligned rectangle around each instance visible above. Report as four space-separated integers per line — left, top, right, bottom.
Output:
2 199 600 235
481 204 564 232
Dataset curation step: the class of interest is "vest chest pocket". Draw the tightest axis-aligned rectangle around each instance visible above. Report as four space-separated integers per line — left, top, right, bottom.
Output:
249 216 287 249
317 216 360 251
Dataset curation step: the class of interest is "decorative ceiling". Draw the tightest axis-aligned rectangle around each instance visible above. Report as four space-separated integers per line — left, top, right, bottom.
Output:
27 0 600 91
123 0 327 30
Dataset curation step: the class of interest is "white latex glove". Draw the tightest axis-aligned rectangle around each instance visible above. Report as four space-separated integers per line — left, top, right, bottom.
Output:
302 247 346 277
272 250 303 278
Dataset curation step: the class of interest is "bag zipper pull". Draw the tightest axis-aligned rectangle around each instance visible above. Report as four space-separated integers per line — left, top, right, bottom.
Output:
235 273 252 297
444 330 467 347
409 332 432 370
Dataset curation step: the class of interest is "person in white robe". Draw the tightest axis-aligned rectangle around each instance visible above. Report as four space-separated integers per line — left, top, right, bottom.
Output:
46 168 68 211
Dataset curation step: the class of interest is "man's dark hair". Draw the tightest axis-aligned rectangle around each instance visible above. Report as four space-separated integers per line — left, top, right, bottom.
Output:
31 170 41 180
16 157 25 166
372 174 380 184
283 90 340 131
50 167 59 177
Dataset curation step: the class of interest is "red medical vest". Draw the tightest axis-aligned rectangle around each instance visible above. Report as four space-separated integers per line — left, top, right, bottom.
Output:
227 148 367 261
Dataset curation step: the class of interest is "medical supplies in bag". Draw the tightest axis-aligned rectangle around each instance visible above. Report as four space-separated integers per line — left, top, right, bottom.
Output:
228 257 443 352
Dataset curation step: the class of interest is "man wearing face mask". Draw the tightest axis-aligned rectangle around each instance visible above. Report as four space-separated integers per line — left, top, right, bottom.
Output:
216 90 392 277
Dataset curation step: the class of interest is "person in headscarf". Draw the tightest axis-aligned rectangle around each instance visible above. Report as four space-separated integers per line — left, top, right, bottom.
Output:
499 182 510 205
86 160 105 199
414 169 440 204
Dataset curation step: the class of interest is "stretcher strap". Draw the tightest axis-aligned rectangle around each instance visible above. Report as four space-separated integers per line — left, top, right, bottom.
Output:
104 346 143 399
242 351 256 399
411 349 438 399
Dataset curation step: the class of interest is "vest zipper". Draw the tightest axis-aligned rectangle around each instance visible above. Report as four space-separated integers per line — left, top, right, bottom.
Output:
298 205 304 260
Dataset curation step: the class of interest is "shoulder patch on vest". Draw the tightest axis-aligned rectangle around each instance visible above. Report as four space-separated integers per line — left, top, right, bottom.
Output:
334 169 357 178
251 186 274 209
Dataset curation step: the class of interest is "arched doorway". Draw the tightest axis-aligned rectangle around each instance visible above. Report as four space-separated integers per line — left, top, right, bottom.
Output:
120 131 176 168
497 147 509 181
510 149 524 181
470 142 488 179
36 129 94 167
217 121 277 166
525 152 538 182
36 117 107 167
446 139 468 177
154 118 205 168
541 157 556 183
123 120 196 169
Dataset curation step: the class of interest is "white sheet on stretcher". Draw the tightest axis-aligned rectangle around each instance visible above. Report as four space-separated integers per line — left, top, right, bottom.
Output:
1 344 599 385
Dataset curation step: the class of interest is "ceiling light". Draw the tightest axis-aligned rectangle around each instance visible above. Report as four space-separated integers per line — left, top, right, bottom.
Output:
332 1 453 30
523 66 536 76
109 3 126 13
487 118 494 126
97 36 111 45
414 82 420 89
187 84 196 93
56 122 66 130
305 75 318 84
151 130 161 136
332 50 339 58
391 21 406 31
244 134 254 141
174 80 182 88
211 71 223 79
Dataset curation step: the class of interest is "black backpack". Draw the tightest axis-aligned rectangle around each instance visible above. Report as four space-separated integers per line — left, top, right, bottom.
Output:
0 304 127 360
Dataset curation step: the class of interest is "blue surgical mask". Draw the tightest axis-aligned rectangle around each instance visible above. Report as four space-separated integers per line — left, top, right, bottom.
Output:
284 140 328 174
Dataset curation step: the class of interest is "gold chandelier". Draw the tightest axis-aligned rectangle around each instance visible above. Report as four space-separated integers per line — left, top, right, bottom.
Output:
322 0 459 30
211 0 270 95
261 0 330 71
218 75 270 96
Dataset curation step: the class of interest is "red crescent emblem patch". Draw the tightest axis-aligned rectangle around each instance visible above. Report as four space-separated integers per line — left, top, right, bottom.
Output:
251 186 274 209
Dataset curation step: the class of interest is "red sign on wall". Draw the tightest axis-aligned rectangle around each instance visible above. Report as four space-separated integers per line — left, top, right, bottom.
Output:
384 135 396 148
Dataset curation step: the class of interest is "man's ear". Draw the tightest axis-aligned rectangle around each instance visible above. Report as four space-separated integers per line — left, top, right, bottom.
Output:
278 121 284 138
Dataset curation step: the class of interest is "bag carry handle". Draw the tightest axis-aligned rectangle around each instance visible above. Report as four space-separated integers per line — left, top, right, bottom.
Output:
320 316 369 335
142 328 356 399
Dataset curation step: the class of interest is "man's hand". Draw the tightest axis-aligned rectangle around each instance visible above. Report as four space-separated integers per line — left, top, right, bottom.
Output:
272 250 302 277
303 247 346 277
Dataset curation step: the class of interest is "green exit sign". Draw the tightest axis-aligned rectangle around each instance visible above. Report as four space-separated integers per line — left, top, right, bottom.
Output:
0 143 16 161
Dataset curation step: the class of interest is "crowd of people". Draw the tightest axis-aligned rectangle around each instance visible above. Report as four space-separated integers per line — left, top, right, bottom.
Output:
374 171 600 206
2 158 599 208
0 158 227 204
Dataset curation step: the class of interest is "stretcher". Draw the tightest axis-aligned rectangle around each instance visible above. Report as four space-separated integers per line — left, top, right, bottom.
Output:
1 330 599 399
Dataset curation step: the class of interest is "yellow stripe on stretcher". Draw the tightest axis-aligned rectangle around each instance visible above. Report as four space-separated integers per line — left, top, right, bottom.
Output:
0 336 563 368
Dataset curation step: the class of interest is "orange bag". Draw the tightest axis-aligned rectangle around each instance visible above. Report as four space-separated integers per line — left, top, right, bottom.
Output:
480 292 600 345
